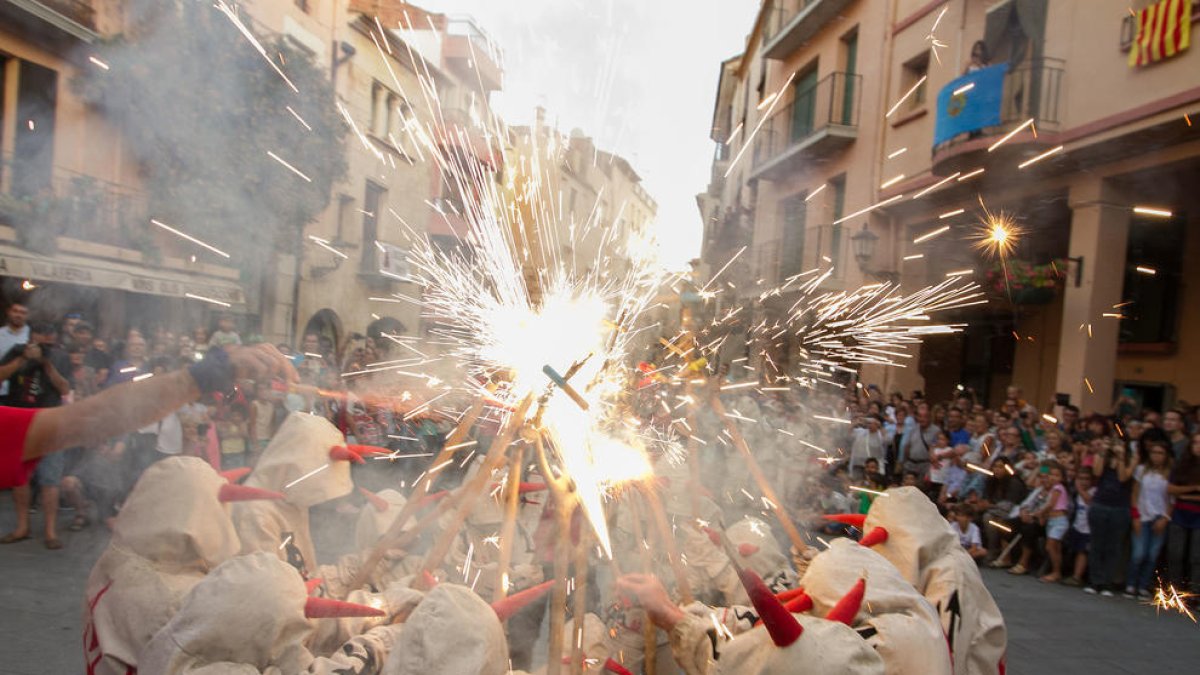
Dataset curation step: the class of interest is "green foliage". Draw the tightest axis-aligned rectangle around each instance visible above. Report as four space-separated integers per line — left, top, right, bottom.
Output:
986 258 1067 295
73 0 347 266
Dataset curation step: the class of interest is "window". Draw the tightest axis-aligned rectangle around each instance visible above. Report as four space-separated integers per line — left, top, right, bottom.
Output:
779 192 808 278
790 62 819 142
829 175 847 267
900 52 930 111
370 81 405 140
1120 218 1184 344
8 60 58 198
362 183 386 272
334 194 353 241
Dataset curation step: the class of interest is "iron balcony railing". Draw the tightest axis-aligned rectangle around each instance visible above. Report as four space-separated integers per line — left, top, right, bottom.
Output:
753 71 861 170
750 223 849 288
763 0 820 42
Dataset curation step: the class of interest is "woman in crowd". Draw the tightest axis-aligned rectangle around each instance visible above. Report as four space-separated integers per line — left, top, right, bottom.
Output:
1086 438 1134 596
1167 432 1200 593
1127 438 1172 598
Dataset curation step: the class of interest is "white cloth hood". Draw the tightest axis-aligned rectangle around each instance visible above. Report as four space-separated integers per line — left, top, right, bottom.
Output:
140 553 313 672
863 487 958 586
113 456 240 571
384 584 508 675
801 539 951 675
726 517 792 583
248 413 353 507
356 489 408 552
715 613 884 675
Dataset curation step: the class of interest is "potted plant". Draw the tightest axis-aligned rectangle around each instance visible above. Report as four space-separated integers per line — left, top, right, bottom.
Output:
985 258 1066 305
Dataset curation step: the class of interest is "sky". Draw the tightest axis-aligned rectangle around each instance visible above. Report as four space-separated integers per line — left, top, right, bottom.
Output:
432 0 761 270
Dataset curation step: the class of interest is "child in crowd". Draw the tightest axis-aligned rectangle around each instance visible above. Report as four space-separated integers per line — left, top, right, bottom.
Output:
928 431 955 496
217 405 249 469
1038 462 1070 583
1063 471 1094 586
951 503 987 561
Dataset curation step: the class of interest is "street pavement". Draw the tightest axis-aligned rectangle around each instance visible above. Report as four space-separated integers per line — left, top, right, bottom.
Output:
1 502 1199 674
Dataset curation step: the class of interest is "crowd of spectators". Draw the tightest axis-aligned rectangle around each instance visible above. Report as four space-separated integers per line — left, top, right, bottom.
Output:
822 383 1200 600
0 299 454 550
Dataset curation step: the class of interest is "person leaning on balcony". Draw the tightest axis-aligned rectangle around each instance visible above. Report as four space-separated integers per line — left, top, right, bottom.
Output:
965 40 990 74
0 344 297 495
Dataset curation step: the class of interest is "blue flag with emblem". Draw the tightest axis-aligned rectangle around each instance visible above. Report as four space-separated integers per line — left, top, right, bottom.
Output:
933 63 1008 146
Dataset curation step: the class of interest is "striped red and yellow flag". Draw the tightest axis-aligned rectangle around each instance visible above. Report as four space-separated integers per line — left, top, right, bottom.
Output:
1129 0 1193 67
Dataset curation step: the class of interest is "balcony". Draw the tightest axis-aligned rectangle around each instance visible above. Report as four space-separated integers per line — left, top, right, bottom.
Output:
444 17 503 93
0 0 98 42
931 59 1065 177
750 223 847 290
751 72 860 181
763 0 854 60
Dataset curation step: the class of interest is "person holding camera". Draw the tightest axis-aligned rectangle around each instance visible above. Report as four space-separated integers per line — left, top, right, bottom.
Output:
1085 437 1135 596
0 321 73 548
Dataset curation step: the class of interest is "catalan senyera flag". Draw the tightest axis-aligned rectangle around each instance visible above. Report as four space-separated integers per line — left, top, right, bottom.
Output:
1128 0 1192 67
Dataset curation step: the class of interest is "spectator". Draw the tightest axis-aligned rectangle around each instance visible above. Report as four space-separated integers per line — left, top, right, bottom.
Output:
951 503 986 561
1063 471 1095 586
0 300 30 397
1060 404 1082 440
1039 462 1070 583
0 321 72 548
899 401 940 482
1164 409 1189 460
946 407 970 447
848 414 887 479
1127 439 1172 598
1167 432 1200 594
1086 439 1134 596
60 438 126 532
216 404 250 469
208 313 242 348
986 426 1024 469
104 333 149 387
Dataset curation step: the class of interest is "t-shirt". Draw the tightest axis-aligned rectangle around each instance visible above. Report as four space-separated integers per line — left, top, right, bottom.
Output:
954 521 982 549
1094 460 1132 507
1048 483 1069 511
1 344 72 408
1071 489 1094 534
0 324 30 397
208 330 242 347
0 406 39 489
1134 465 1170 521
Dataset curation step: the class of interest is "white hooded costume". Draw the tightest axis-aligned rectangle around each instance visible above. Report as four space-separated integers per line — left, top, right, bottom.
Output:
232 412 354 577
383 584 509 675
140 552 404 675
801 538 952 675
82 457 244 675
862 487 1006 675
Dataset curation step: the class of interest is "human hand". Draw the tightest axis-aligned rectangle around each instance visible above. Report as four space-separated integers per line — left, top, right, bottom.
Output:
1131 519 1142 535
616 574 685 630
1152 517 1168 535
226 344 299 384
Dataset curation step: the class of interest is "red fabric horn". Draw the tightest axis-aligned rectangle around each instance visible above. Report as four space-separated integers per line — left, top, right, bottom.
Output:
519 482 548 494
738 567 803 647
822 513 867 528
491 580 555 622
219 467 252 483
304 578 325 595
783 591 814 614
738 542 760 558
417 490 449 508
217 484 285 502
359 487 391 513
604 657 635 675
304 596 386 619
421 570 439 589
775 587 808 603
329 446 365 464
825 577 866 626
859 527 889 548
343 444 390 456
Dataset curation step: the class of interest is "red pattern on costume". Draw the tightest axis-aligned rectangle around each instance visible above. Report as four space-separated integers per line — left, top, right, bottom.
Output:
83 581 114 675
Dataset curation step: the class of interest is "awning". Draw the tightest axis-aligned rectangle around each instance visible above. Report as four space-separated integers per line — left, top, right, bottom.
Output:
0 243 245 306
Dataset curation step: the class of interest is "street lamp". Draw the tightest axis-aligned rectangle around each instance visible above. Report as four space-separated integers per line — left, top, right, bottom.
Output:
851 224 899 283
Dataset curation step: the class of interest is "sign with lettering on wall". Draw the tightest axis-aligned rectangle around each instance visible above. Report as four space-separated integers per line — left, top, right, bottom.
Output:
0 251 244 305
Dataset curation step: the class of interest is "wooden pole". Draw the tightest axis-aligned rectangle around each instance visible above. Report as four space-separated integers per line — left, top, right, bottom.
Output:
342 391 492 596
626 495 657 675
684 381 703 521
534 432 575 675
416 395 534 586
710 395 810 555
491 440 527 602
640 483 694 605
569 523 589 675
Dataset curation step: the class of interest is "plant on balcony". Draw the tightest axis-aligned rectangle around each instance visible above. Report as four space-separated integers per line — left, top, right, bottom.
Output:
985 258 1067 305
0 192 74 254
73 0 347 271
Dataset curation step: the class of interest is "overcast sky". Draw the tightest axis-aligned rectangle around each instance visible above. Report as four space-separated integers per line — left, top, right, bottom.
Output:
432 0 760 270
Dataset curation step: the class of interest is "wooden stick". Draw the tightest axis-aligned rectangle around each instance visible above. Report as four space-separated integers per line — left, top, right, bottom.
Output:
416 395 534 586
641 483 695 605
342 391 492 596
491 440 527 602
710 395 810 555
535 432 575 675
684 381 703 521
570 523 589 675
627 495 657 675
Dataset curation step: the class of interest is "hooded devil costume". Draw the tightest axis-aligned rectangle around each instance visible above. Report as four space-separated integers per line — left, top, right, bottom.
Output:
82 456 280 675
139 552 406 675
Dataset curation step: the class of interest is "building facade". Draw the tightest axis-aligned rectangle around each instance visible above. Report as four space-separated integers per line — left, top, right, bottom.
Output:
702 0 1200 412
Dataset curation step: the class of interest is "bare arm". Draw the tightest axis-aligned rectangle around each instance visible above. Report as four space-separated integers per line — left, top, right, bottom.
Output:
42 356 71 396
0 354 25 382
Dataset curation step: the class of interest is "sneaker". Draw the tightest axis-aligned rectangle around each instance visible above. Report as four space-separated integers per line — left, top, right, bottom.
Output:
1083 586 1098 595
1100 589 1115 598
1123 587 1137 599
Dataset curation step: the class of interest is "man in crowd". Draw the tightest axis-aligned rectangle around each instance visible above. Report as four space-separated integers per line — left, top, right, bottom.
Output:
0 321 72 548
0 301 30 398
946 406 970 447
105 332 149 387
1164 408 1189 460
899 401 941 481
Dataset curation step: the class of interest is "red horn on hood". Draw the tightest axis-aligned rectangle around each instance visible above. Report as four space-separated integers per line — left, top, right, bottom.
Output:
824 577 866 626
219 467 253 483
738 567 803 647
218 484 285 503
304 596 386 619
783 590 814 614
519 482 548 494
821 513 867 528
775 587 807 603
859 527 889 548
738 542 760 558
604 657 635 675
343 444 390 456
359 487 391 513
417 490 449 507
421 570 439 589
491 580 555 622
304 578 325 595
702 526 723 547
329 445 365 464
